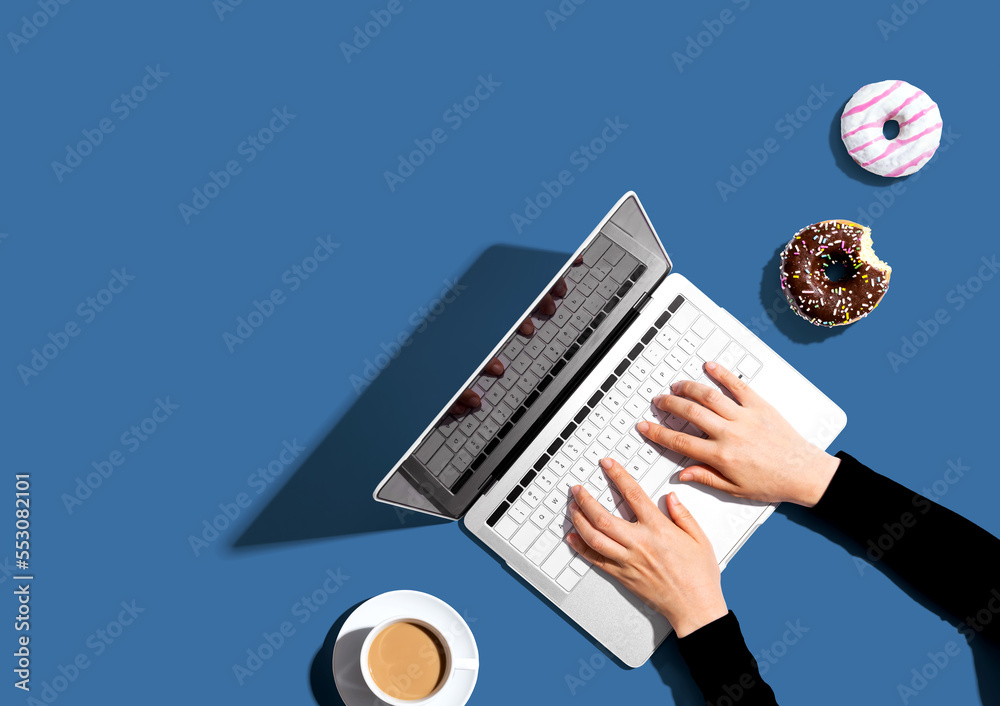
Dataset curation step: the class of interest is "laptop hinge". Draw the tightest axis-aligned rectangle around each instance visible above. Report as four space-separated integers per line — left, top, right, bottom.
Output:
633 290 651 312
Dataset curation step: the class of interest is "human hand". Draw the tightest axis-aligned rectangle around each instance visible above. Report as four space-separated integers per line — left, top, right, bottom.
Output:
566 458 728 637
449 276 568 415
636 362 840 507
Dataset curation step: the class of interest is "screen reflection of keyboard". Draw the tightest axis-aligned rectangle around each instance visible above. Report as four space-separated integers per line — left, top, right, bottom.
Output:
413 235 645 492
486 294 762 592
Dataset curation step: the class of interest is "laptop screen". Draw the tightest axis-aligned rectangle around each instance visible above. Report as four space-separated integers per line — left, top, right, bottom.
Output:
375 194 668 519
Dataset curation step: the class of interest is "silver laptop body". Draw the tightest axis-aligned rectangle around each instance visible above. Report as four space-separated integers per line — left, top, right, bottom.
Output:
375 192 846 667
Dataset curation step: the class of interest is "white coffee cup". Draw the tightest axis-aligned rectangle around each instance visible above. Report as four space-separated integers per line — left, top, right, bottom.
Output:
360 616 478 705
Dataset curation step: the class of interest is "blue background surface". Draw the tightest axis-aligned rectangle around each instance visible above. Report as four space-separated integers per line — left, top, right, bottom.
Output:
3 1 998 704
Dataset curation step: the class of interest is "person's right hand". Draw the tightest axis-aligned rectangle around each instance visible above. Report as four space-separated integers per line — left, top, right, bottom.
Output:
636 361 840 507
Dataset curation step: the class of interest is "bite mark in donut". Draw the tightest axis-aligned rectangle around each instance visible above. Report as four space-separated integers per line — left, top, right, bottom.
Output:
779 220 891 327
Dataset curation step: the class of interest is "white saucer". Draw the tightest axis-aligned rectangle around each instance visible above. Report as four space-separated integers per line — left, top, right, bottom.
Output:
333 590 478 706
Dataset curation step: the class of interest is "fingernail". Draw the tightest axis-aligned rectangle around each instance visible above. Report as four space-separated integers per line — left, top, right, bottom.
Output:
668 492 679 504
679 472 693 482
636 421 649 433
489 361 504 374
571 485 581 496
705 361 717 371
652 395 663 404
600 458 613 469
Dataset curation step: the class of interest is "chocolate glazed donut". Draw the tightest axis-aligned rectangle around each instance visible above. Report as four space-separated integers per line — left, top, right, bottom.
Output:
780 220 891 327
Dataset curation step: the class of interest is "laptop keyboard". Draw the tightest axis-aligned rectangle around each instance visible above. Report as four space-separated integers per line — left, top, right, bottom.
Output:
413 234 645 493
485 294 761 592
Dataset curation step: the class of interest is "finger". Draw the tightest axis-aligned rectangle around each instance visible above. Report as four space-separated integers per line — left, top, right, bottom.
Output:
535 293 557 317
518 318 536 336
677 464 743 497
649 392 726 437
565 533 617 574
665 377 740 421
703 361 756 407
636 420 714 464
484 358 504 376
567 494 629 561
665 492 710 544
448 389 480 415
550 277 568 298
598 457 658 524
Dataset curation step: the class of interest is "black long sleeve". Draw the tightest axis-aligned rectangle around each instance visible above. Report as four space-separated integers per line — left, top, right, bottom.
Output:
677 611 778 705
809 451 1000 646
676 450 1000 704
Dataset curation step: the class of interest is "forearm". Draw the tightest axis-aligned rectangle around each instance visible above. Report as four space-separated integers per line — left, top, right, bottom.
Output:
678 611 778 705
809 452 1000 644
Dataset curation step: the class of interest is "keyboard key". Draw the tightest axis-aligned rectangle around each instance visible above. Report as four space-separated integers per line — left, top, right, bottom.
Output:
530 504 554 528
522 485 544 507
576 421 599 445
678 333 700 355
464 435 484 456
536 469 557 492
569 459 591 482
583 237 611 266
454 448 474 470
683 358 704 381
551 512 574 536
638 379 658 400
738 355 761 378
641 342 666 365
564 290 586 311
552 307 572 328
602 389 626 413
598 428 620 450
426 446 453 476
588 405 610 426
494 515 519 539
503 338 524 360
664 413 685 430
562 437 585 458
625 457 648 480
440 465 461 487
445 428 467 453
548 453 571 475
556 327 577 347
542 539 577 578
655 327 678 349
544 340 566 362
509 500 531 523
691 315 714 339
629 358 652 380
415 431 446 464
609 255 638 283
504 387 526 408
669 302 699 332
584 443 607 465
624 396 647 418
615 435 639 458
698 328 731 363
615 374 640 397
498 367 518 390
639 469 666 498
611 410 633 433
569 555 591 574
577 274 599 297
511 522 541 552
569 309 592 331
566 263 586 282
597 279 618 299
603 243 625 265
537 320 560 343
544 489 570 513
665 350 685 370
592 260 612 281
651 362 673 386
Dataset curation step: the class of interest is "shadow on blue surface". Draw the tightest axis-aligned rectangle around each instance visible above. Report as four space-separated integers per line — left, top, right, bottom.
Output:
232 245 569 549
829 98 913 188
311 599 368 706
780 504 1000 704
757 244 850 345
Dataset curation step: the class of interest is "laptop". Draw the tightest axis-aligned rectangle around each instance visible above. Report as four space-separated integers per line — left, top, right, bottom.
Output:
373 192 846 667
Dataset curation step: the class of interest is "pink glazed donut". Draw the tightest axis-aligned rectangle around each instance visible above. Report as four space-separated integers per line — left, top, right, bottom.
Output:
840 80 942 177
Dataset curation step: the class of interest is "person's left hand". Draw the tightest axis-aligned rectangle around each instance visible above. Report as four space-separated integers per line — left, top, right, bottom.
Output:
567 457 728 637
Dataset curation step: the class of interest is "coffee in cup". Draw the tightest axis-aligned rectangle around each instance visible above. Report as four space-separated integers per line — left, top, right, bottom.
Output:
367 620 447 700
